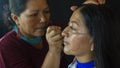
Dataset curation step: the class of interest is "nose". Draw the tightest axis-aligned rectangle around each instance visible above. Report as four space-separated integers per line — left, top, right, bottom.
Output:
39 14 47 23
62 26 69 37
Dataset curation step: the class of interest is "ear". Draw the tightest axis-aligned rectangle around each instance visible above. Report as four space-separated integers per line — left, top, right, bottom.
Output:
11 13 20 26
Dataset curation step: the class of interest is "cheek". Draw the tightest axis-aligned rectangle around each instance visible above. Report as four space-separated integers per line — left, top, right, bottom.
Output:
70 36 82 51
22 17 39 29
67 35 91 55
20 22 31 34
20 16 34 26
28 18 39 25
19 17 35 33
64 35 81 54
72 35 91 50
46 14 50 21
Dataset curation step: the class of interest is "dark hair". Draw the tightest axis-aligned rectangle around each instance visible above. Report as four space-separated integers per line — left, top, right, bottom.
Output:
9 0 28 16
78 4 119 68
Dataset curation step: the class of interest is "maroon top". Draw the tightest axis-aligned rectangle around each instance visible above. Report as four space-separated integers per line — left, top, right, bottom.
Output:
0 30 69 68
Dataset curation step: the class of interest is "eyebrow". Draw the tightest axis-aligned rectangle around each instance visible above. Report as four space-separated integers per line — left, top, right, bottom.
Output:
69 21 80 26
30 6 49 12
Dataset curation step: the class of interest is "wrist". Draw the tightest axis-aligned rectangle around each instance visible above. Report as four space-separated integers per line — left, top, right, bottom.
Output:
48 49 62 55
48 44 63 54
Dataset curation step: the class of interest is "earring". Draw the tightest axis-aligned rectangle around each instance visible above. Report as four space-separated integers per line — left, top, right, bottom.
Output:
91 48 94 51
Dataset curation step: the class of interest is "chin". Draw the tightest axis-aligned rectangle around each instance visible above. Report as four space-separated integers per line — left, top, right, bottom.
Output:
63 48 71 55
34 32 45 37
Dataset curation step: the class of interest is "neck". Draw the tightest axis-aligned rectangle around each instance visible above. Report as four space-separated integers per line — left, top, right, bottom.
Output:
33 40 43 49
76 52 93 63
13 25 42 45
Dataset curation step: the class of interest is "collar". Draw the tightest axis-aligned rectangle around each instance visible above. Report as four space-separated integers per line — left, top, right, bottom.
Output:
13 25 41 45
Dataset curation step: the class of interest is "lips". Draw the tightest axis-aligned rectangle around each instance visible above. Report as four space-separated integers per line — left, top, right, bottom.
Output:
36 23 48 29
39 27 46 30
36 25 47 30
63 39 69 46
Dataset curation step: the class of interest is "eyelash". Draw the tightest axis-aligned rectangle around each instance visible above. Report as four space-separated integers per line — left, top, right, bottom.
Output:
70 26 76 31
30 13 38 16
30 10 50 16
44 10 50 14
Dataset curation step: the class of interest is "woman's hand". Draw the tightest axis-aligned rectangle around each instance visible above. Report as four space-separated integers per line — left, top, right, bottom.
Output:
70 6 78 11
46 26 63 54
70 0 106 11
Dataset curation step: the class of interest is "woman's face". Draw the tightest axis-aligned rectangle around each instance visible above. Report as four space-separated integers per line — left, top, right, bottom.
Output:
62 9 93 57
14 0 50 38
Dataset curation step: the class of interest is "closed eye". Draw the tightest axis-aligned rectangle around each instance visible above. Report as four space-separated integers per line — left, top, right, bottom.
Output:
29 13 38 16
44 10 50 14
69 26 78 34
44 7 50 14
70 26 75 30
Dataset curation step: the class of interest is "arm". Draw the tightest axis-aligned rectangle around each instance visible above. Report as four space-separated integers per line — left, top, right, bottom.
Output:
41 51 61 68
42 26 63 68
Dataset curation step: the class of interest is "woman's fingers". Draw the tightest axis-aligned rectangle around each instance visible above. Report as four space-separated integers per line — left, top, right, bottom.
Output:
70 6 78 11
46 26 63 53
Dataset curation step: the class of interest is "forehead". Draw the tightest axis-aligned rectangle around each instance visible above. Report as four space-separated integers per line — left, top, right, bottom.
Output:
26 0 48 9
70 9 85 25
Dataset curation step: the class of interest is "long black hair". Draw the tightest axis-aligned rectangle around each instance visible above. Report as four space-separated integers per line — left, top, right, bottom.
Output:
78 4 119 68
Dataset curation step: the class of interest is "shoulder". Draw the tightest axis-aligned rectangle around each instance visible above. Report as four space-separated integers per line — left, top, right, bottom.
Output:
68 61 77 68
0 30 17 43
0 30 16 46
0 30 23 53
0 30 30 67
